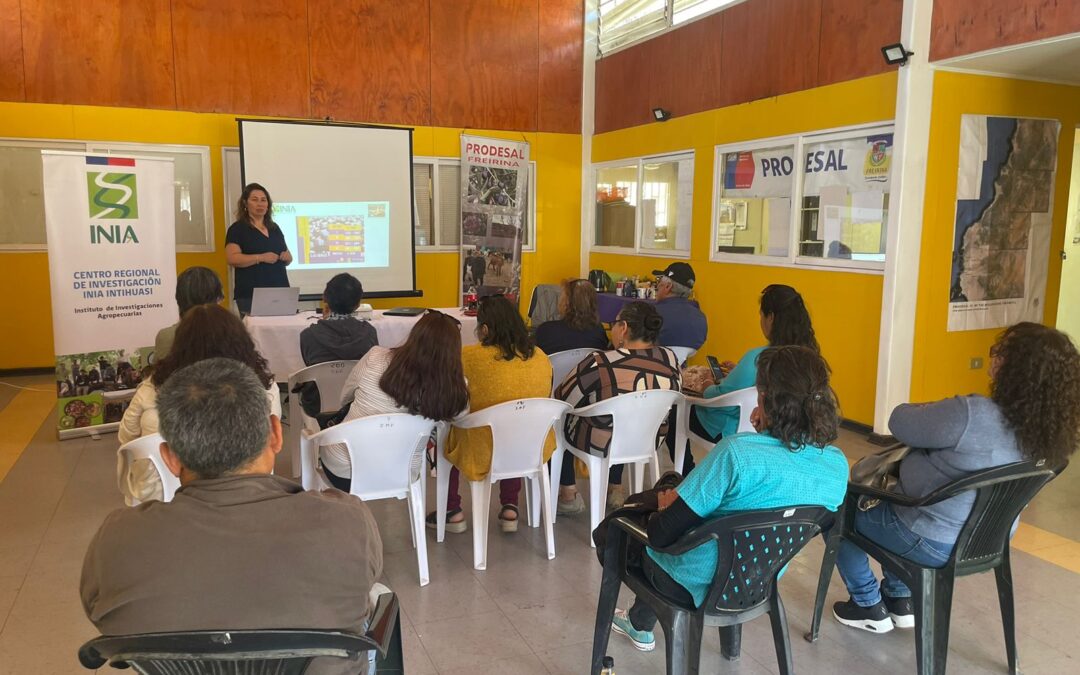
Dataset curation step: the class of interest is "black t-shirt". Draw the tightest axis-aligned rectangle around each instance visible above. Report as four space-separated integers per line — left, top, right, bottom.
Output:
226 221 291 301
534 319 609 355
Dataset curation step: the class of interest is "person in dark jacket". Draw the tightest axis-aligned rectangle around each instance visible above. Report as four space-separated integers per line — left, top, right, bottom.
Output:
535 278 609 354
652 262 707 351
300 273 378 366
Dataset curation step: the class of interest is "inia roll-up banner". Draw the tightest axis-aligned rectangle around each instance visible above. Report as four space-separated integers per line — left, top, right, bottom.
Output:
460 135 530 305
42 152 177 439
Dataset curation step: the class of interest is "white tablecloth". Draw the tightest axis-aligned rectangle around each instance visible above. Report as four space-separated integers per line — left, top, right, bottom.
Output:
245 308 478 380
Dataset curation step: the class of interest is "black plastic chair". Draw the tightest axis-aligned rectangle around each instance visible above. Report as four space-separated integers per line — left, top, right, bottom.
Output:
806 459 1061 675
591 506 834 675
78 591 404 674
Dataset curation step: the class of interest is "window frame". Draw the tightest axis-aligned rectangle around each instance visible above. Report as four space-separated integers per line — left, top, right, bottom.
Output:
591 150 694 259
0 138 89 251
413 156 537 253
710 122 894 275
599 0 744 56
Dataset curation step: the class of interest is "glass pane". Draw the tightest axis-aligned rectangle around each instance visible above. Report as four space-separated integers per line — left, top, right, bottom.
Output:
716 145 794 257
438 164 460 247
223 147 241 227
800 133 892 262
599 0 667 52
595 165 638 248
0 141 84 247
413 163 433 247
640 157 693 251
673 0 739 25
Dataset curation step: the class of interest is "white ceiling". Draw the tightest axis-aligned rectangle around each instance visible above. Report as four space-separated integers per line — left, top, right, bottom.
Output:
936 34 1080 86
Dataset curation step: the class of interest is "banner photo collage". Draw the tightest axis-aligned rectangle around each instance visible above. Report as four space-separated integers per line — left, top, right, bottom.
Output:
43 152 177 438
459 135 530 307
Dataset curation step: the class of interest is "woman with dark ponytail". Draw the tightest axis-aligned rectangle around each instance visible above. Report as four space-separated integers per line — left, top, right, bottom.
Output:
681 284 818 474
608 345 849 653
554 301 681 512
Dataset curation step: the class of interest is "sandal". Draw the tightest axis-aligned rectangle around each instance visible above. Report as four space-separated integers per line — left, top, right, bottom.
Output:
426 507 467 534
499 504 519 533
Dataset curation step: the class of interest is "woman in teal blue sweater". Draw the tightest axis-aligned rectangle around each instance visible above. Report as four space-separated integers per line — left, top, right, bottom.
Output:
671 284 819 474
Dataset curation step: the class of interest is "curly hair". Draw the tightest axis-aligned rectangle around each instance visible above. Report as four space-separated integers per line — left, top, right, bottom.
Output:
760 284 819 352
617 301 663 344
152 304 274 389
990 322 1080 467
755 345 839 450
558 278 601 331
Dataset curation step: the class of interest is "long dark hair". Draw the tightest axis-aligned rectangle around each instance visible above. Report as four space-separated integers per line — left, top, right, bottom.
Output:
235 182 277 229
761 284 819 351
152 304 274 389
559 278 601 331
618 301 663 344
991 322 1080 467
477 295 534 360
380 311 469 420
755 345 839 450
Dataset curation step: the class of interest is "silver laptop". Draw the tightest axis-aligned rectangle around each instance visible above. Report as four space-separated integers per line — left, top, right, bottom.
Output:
250 287 300 316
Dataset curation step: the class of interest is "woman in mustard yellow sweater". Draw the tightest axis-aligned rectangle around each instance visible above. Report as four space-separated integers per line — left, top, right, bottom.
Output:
431 295 553 534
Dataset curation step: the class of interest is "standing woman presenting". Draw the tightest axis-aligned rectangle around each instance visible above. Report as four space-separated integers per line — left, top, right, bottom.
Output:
225 183 292 314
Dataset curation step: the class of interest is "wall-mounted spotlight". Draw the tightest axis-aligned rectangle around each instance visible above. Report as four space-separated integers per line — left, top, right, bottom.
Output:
881 43 914 66
652 107 672 122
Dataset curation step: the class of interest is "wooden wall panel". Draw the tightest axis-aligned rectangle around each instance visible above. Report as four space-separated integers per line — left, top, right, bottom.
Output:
768 0 821 97
0 0 25 101
20 0 175 108
538 0 583 133
594 45 652 134
309 0 431 126
718 0 774 107
818 0 901 85
171 0 309 118
931 0 1080 61
647 12 724 119
430 0 539 131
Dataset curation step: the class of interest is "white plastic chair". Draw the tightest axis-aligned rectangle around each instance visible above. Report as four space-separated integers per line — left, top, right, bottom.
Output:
117 433 181 503
301 413 435 586
550 389 682 546
668 346 696 367
285 360 359 477
547 348 599 396
436 398 571 570
673 386 759 475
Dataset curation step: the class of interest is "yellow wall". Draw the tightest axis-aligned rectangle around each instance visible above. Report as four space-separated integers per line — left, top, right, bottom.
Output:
0 103 582 369
910 71 1080 403
590 73 898 425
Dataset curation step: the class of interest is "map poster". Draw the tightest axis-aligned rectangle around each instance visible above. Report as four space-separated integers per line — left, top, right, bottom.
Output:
459 135 529 306
948 116 1060 332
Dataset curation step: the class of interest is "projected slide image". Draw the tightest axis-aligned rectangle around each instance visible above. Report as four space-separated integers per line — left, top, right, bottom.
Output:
274 201 390 269
297 215 365 264
467 167 518 208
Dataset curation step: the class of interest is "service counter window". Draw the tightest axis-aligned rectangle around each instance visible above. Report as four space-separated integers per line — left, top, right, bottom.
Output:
713 141 795 260
593 151 693 257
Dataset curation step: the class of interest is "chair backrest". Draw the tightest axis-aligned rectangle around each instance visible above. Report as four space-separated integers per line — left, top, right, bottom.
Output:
307 413 435 500
454 398 572 480
947 460 1060 572
696 506 832 617
548 348 599 395
117 433 180 502
575 389 683 463
707 386 758 434
79 593 401 674
287 360 360 414
668 346 696 367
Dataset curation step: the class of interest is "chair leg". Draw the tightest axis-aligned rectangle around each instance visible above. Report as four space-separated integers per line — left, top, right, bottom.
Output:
588 455 606 548
470 480 493 571
540 465 556 560
719 625 741 661
913 568 955 675
650 450 661 487
995 548 1020 675
549 446 564 525
806 530 842 643
663 611 702 675
631 460 645 494
528 474 541 528
408 481 429 586
769 593 794 675
590 543 623 675
673 399 689 477
435 447 451 543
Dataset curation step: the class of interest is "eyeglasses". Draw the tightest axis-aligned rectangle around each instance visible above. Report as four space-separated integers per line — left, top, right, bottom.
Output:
425 308 462 327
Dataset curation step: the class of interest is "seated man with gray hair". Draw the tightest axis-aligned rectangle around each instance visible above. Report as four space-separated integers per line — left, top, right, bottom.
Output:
81 358 383 650
652 262 708 351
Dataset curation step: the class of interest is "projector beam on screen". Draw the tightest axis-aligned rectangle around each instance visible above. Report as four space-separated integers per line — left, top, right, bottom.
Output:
238 118 419 298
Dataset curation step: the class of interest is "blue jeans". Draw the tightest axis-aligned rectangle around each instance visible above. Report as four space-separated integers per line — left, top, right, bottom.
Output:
836 502 953 607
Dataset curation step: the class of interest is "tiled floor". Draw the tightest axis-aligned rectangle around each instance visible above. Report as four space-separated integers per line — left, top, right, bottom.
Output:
1 373 1079 673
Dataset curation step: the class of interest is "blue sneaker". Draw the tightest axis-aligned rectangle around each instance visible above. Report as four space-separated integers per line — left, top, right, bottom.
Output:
611 609 656 652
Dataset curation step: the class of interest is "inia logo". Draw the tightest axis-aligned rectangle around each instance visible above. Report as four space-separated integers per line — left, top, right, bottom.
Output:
85 156 140 243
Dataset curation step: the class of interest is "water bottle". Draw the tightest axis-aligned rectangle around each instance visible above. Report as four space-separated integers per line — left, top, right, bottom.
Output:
600 655 615 674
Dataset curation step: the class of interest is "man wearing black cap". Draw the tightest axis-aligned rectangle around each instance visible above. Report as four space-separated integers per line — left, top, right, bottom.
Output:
652 262 707 351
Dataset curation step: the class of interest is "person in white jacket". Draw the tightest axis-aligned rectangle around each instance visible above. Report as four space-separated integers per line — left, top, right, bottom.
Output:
117 304 280 504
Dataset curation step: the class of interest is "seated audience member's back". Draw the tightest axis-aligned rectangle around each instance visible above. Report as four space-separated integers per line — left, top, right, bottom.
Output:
82 358 382 636
534 278 608 354
301 273 378 366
